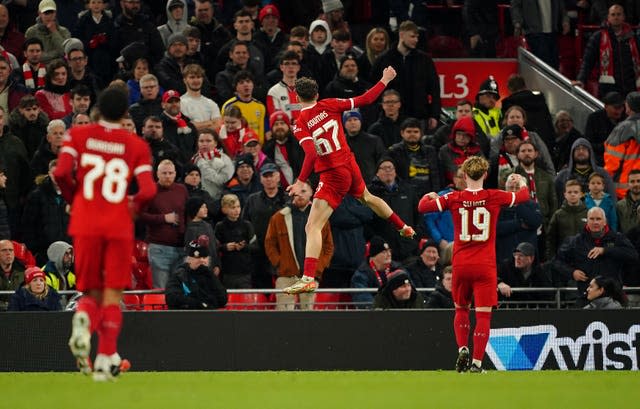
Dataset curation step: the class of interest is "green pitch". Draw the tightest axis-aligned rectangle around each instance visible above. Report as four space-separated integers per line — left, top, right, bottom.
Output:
4 371 638 409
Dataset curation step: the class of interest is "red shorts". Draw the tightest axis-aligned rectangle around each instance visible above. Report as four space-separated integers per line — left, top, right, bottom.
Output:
451 265 497 308
74 236 133 291
315 156 366 209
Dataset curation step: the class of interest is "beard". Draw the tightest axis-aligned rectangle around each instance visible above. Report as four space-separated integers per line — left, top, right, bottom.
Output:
573 157 590 166
519 157 535 167
273 129 289 141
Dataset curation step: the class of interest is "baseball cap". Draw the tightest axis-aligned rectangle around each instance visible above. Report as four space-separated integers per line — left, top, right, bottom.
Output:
168 0 184 10
162 90 181 103
514 242 535 257
39 0 56 13
502 124 523 140
260 162 279 175
25 266 46 284
602 91 624 107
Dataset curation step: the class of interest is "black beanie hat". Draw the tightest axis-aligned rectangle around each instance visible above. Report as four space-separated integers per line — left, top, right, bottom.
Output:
185 197 206 220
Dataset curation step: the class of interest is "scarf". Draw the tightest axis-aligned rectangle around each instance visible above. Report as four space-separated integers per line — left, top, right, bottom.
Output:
369 259 391 287
167 112 191 134
586 224 610 245
22 62 46 90
599 24 640 88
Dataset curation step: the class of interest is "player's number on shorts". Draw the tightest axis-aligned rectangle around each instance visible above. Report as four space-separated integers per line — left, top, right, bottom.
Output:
458 207 490 242
81 153 130 203
311 119 341 156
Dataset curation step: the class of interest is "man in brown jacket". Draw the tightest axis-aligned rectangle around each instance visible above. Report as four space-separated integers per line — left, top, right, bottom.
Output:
265 180 333 310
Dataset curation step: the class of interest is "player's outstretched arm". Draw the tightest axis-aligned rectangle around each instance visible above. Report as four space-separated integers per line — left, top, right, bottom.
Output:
352 66 397 108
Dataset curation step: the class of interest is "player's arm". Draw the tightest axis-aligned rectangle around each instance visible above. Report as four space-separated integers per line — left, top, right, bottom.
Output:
288 123 316 196
350 66 397 109
51 136 77 204
418 192 443 213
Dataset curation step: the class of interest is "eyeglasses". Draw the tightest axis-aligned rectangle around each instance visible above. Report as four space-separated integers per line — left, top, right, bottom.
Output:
382 100 400 105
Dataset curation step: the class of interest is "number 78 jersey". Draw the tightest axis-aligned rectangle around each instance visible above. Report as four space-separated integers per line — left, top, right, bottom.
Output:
55 122 154 239
424 188 529 269
293 98 357 173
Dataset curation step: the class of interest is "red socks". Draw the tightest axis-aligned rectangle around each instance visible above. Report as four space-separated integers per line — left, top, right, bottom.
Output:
97 304 123 356
303 257 318 279
77 296 101 333
472 311 492 362
453 307 470 349
387 212 406 230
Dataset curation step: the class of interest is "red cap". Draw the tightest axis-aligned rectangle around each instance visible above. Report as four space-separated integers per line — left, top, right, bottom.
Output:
162 90 181 103
259 4 280 22
269 111 291 129
25 266 46 284
241 128 260 146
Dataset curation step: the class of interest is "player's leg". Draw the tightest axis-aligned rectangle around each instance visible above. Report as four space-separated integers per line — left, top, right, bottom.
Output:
469 274 498 373
358 187 415 238
93 238 133 381
283 197 334 294
69 236 104 375
452 269 472 372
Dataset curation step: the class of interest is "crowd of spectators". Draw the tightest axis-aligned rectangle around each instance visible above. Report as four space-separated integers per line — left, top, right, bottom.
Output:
2 0 640 311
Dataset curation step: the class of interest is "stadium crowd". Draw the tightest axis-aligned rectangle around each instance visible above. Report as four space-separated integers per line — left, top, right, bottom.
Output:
2 0 640 311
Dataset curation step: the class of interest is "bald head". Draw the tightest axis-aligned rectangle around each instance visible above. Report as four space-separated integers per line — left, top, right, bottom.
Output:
608 5 625 29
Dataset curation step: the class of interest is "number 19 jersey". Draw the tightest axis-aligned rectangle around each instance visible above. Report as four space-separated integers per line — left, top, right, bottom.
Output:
424 188 529 270
55 122 154 239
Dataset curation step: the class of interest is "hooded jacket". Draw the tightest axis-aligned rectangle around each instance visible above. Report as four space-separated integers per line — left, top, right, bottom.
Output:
42 240 75 291
438 116 483 185
604 112 640 199
157 0 189 46
555 137 616 200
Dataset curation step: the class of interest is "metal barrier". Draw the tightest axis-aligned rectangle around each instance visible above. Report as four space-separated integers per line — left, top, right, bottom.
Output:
3 287 640 310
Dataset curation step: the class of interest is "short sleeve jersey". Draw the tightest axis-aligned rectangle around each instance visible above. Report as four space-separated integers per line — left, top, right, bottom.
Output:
293 97 358 173
57 122 153 239
425 188 526 270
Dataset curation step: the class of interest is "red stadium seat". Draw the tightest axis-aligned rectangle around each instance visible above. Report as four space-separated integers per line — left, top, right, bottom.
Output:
131 261 153 290
225 293 271 310
142 293 167 310
11 241 36 267
122 294 141 311
313 292 343 310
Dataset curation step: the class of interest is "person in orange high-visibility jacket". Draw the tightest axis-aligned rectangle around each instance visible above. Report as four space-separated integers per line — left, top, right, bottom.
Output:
604 91 640 199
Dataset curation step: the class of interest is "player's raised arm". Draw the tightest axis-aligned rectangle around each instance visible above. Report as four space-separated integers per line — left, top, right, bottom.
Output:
418 192 441 213
380 66 397 85
505 173 530 204
52 133 77 204
352 66 397 108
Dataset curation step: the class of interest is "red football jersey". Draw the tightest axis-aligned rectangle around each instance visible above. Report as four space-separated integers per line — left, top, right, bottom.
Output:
54 121 156 239
294 81 386 174
420 188 529 270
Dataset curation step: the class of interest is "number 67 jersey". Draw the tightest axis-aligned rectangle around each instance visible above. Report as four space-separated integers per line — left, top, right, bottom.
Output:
419 188 529 270
54 121 157 239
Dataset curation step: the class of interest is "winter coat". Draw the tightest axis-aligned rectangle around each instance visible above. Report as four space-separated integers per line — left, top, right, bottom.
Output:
368 113 407 148
583 296 623 310
346 131 386 184
351 260 402 308
113 12 164 65
8 286 62 311
371 45 441 120
327 195 373 271
8 108 49 160
24 18 71 63
193 151 234 201
555 138 616 200
496 199 542 263
512 165 558 230
265 205 333 279
41 240 75 291
585 108 623 167
129 97 163 135
0 129 31 208
213 217 255 288
366 177 421 262
490 128 555 175
425 282 454 309
184 220 220 270
546 200 588 261
616 190 640 233
501 90 555 149
585 192 618 231
604 112 640 199
373 286 425 309
552 127 583 171
157 0 189 46
74 9 117 85
387 141 442 198
405 258 442 289
21 177 71 261
556 226 638 295
497 257 553 301
242 188 288 253
165 263 227 310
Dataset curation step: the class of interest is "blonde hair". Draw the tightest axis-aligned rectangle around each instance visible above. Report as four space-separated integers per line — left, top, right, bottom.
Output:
221 193 240 208
461 156 489 181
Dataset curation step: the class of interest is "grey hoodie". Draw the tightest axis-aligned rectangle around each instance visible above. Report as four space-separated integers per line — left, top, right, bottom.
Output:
157 0 189 47
554 137 616 200
47 241 72 276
